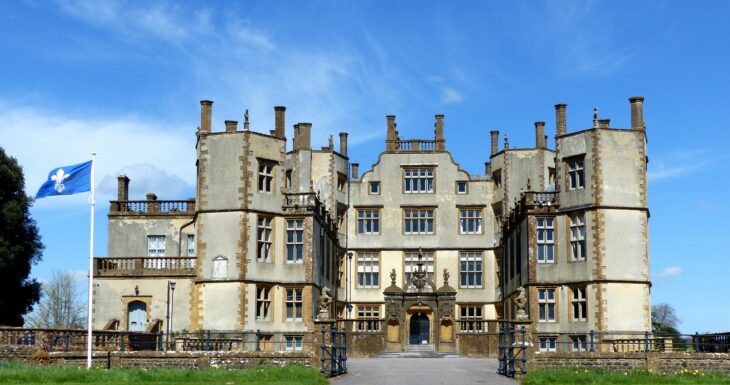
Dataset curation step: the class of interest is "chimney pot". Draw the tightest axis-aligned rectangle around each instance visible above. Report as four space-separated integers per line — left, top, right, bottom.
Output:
146 193 157 201
490 130 500 156
351 163 359 179
225 120 238 133
555 103 567 136
535 121 546 149
293 123 312 151
200 100 213 133
117 175 130 201
274 106 286 138
339 132 348 156
629 96 645 130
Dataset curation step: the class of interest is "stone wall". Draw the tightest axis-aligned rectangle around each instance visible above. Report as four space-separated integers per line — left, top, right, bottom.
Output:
530 352 730 374
0 346 314 370
346 332 385 357
456 333 499 358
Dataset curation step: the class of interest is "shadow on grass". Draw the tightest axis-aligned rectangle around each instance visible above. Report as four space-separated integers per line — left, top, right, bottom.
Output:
523 368 730 385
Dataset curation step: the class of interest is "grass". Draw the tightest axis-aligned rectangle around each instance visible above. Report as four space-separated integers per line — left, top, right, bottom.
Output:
523 368 730 385
0 363 329 385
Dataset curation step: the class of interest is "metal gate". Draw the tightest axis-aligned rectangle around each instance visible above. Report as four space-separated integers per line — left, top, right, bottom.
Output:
497 324 528 378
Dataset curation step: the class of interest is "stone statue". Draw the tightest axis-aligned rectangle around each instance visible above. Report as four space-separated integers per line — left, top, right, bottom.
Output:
243 109 250 130
318 286 334 321
390 268 397 285
328 134 334 149
443 268 450 286
515 286 528 320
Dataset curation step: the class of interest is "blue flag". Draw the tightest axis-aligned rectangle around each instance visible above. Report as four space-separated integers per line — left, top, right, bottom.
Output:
36 160 93 199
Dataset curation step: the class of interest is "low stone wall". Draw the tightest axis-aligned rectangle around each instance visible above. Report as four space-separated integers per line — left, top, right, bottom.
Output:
0 346 314 370
456 333 499 358
346 332 385 357
530 352 730 374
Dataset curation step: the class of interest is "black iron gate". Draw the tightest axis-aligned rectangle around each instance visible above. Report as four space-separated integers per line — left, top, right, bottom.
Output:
319 324 347 377
497 324 528 378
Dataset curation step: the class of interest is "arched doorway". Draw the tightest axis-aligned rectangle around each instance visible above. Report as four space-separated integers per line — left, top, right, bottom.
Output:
127 301 147 331
409 311 430 345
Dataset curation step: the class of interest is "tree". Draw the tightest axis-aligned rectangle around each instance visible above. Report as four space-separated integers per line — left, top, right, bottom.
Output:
652 303 681 335
0 147 43 326
25 271 86 329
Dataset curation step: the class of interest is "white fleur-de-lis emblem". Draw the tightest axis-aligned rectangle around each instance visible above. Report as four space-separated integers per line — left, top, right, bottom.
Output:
51 168 71 193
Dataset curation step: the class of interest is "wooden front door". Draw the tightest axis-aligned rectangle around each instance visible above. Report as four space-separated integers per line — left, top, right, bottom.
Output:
127 301 147 332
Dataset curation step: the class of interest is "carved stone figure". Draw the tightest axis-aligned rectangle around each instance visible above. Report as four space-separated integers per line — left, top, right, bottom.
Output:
390 268 397 285
443 268 450 286
515 286 528 320
318 286 334 321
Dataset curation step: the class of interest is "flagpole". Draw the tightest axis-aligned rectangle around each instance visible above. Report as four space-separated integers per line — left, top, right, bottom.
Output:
87 153 95 369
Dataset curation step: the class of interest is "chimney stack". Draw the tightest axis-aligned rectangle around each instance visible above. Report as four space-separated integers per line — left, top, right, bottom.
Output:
200 100 213 133
535 121 546 149
117 175 130 201
274 106 286 138
146 193 157 201
351 163 359 179
386 115 397 151
293 123 312 151
435 114 445 151
339 132 348 156
490 130 499 156
629 96 645 130
225 120 238 133
555 103 567 136
597 119 610 128
485 162 491 175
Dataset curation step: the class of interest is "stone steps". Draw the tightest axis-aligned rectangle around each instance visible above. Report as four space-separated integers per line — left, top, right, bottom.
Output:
381 345 460 358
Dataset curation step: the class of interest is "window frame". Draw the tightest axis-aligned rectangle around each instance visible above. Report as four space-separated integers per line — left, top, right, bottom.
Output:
286 218 304 264
368 181 381 195
356 208 380 235
459 252 483 289
570 214 586 262
256 286 272 321
572 286 587 322
571 335 587 352
539 336 557 352
357 252 380 289
403 167 435 194
356 304 381 332
257 215 273 263
459 304 484 333
536 217 555 264
186 234 195 257
459 208 483 235
285 287 303 321
147 235 165 257
456 181 468 195
566 156 585 191
257 158 276 193
403 207 435 235
538 288 557 323
284 335 303 351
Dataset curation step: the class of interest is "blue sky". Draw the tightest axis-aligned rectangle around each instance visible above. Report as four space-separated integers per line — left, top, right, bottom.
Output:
1 1 728 333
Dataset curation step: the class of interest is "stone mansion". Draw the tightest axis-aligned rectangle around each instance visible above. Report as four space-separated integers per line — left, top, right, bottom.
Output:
93 97 651 354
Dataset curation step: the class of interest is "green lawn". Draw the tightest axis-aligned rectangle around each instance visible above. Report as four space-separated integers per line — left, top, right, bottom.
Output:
0 364 328 385
523 368 730 385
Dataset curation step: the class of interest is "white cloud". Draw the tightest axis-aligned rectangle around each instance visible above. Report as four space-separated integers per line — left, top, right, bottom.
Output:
657 266 683 277
648 153 729 182
0 103 196 207
441 87 464 104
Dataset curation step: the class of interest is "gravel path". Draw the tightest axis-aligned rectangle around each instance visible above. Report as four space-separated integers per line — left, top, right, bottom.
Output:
329 357 518 385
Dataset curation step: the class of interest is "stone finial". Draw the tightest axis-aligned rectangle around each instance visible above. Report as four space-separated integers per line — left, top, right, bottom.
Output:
390 269 397 285
328 134 334 149
443 268 450 286
593 107 599 128
527 178 532 191
504 134 510 150
244 109 250 130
